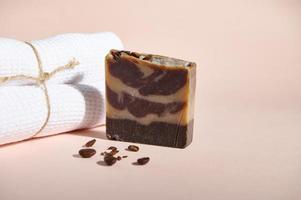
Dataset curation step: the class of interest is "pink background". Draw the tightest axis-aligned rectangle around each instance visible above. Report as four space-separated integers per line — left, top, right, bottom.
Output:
0 0 300 200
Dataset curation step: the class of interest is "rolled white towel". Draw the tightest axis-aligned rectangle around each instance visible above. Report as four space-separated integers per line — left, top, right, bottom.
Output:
0 32 123 145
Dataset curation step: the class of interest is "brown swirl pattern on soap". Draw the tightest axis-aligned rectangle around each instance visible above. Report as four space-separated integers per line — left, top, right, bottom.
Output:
107 54 187 96
106 85 185 118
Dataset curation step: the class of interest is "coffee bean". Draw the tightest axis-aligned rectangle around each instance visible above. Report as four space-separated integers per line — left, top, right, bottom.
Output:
117 156 122 161
127 145 139 152
100 152 105 156
78 148 96 158
107 146 117 151
137 157 150 165
122 156 128 158
104 155 117 166
85 139 96 147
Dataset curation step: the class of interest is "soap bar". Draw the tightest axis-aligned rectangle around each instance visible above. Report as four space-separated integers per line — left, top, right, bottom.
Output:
105 50 196 148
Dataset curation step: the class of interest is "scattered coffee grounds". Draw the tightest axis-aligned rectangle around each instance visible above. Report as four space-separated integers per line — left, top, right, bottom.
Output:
107 146 117 151
137 157 150 165
79 148 96 158
104 155 117 166
84 139 96 147
127 145 139 152
76 143 152 166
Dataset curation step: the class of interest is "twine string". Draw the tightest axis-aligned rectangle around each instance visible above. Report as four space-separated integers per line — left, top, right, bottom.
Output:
0 41 80 139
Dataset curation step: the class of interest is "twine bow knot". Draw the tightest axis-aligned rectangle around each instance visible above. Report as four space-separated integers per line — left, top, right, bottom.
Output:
39 72 50 83
34 57 79 85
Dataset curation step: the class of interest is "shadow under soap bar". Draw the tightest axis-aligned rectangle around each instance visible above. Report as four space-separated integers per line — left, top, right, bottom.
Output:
105 50 196 148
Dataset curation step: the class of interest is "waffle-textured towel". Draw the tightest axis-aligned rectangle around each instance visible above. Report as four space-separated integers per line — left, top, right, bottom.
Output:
0 32 123 145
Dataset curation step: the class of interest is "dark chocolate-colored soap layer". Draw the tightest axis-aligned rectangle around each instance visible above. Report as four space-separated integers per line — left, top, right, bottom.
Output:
106 85 185 118
108 53 187 96
106 117 194 148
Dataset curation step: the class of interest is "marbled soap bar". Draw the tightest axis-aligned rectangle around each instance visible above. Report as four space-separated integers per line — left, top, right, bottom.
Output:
105 50 196 148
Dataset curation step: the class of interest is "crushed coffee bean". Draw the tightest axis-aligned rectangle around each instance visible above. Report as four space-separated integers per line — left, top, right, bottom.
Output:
122 156 128 158
84 139 96 147
127 145 139 152
100 149 119 157
117 156 122 161
104 155 117 166
107 149 119 156
107 146 117 151
137 157 150 165
78 148 96 158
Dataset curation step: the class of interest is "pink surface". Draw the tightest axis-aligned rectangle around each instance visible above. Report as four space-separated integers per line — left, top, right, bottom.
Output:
0 0 301 200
